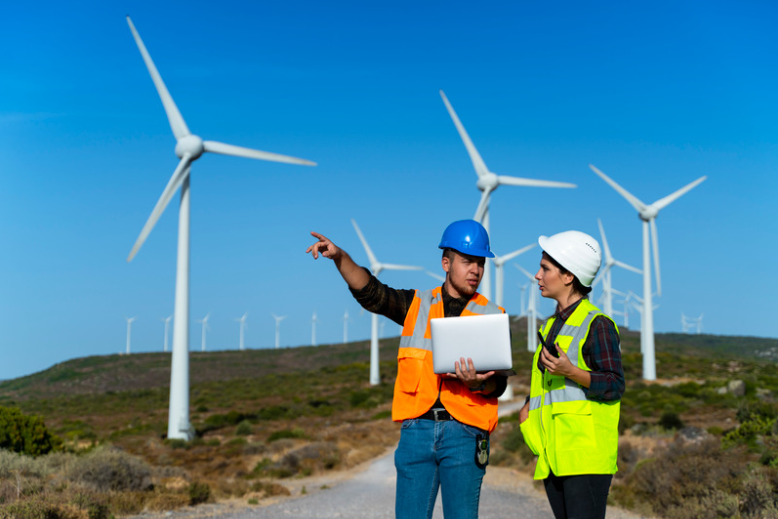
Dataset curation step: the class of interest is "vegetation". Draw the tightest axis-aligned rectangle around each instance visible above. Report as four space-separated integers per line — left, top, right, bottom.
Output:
0 323 776 517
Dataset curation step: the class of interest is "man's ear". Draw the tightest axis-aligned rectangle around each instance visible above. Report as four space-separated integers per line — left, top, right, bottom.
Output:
441 255 451 273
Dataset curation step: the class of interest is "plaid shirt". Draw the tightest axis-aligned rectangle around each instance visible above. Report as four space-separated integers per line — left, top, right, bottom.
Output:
350 269 507 398
543 298 625 402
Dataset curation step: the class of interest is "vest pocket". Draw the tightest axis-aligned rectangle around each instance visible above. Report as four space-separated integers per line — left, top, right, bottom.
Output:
396 348 428 394
551 400 596 449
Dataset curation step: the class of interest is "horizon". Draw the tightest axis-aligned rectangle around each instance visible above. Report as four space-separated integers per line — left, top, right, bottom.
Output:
1 0 777 381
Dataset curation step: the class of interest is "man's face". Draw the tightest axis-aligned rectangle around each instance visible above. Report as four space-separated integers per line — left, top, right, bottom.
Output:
442 251 485 299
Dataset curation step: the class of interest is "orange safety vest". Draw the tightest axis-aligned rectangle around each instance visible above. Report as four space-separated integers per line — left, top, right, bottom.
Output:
392 286 505 432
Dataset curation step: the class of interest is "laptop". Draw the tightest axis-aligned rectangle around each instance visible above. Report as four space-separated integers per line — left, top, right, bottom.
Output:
430 313 514 375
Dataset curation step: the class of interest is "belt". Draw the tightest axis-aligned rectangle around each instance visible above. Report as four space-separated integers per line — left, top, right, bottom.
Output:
418 408 455 421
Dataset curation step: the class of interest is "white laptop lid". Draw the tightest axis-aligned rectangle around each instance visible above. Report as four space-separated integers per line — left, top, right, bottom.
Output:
430 313 513 375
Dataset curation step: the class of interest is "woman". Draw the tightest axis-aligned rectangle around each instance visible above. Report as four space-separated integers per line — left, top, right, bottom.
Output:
518 230 625 519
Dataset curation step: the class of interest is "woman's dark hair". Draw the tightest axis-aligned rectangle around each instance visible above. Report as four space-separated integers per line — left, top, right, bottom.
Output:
542 252 592 297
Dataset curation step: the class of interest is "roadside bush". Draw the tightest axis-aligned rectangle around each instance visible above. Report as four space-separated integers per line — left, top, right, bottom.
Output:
658 411 684 431
723 416 775 450
188 481 210 505
737 401 778 424
267 428 306 443
0 407 61 456
68 447 152 492
235 420 252 436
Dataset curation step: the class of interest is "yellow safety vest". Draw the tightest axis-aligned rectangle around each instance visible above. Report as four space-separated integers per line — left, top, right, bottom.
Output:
393 287 505 432
519 298 620 479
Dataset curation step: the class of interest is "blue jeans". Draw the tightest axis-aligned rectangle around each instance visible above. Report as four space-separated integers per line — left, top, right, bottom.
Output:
394 418 487 519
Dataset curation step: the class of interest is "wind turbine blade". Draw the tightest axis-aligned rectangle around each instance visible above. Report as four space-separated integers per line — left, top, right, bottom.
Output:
439 90 489 178
613 260 642 275
589 165 647 213
202 141 316 166
382 264 423 271
597 219 613 262
591 263 612 287
127 156 193 261
513 263 533 280
126 17 190 140
611 288 627 297
496 176 576 189
650 219 661 296
651 176 707 211
473 187 492 223
499 243 536 264
351 219 379 267
426 270 445 282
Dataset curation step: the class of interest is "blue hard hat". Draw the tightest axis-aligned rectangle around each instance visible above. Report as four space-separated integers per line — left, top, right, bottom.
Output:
438 220 495 258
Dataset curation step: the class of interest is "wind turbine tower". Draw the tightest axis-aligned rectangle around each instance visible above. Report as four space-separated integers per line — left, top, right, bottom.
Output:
514 264 539 352
439 90 575 300
235 312 248 350
493 243 535 308
124 17 315 440
590 165 706 380
342 310 349 344
352 219 422 385
592 219 641 317
125 316 136 355
160 315 172 352
196 313 210 352
272 314 287 349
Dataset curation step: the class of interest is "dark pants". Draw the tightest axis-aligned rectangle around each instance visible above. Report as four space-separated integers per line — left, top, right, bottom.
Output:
543 472 613 519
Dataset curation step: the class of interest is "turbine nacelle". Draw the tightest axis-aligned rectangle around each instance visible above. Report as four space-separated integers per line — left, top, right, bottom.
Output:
476 172 499 192
175 135 204 160
639 207 659 221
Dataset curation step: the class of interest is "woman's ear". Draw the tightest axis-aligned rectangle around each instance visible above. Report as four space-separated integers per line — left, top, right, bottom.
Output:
561 271 575 286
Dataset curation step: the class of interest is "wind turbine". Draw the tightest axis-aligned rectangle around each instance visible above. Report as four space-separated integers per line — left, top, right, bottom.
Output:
514 264 539 352
272 314 287 349
160 315 172 352
439 90 576 300
311 311 318 347
196 313 210 352
352 219 422 385
343 309 349 344
124 17 315 441
493 243 536 308
519 284 528 317
590 165 706 380
125 316 136 355
234 312 248 350
426 271 445 283
592 219 641 317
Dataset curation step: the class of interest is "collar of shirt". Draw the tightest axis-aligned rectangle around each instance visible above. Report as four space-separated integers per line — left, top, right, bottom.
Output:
440 284 470 317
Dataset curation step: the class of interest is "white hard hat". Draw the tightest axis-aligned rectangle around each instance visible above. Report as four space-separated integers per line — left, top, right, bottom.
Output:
538 231 602 287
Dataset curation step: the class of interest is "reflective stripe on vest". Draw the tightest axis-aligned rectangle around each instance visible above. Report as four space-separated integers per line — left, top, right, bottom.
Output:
392 287 505 432
520 299 620 479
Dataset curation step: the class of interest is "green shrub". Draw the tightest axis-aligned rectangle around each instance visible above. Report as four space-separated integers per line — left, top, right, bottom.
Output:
723 416 776 449
0 407 61 456
737 401 778 424
267 428 306 443
658 412 684 431
68 447 152 492
235 420 252 436
188 481 211 505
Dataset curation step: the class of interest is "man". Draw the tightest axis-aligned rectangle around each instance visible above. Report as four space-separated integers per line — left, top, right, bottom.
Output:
307 219 507 519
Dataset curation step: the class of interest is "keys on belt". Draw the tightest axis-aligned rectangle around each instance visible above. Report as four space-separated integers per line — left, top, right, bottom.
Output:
418 408 455 421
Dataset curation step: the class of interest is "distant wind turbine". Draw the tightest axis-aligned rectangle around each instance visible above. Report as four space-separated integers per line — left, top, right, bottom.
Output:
272 314 287 349
493 243 536 308
343 309 349 344
590 165 706 380
234 312 248 351
125 316 136 355
196 313 210 352
160 315 172 352
352 219 422 385
124 17 315 440
514 264 539 352
311 311 318 347
439 90 576 300
592 219 641 317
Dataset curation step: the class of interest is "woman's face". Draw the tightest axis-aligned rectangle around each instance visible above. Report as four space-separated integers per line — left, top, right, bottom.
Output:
535 255 573 301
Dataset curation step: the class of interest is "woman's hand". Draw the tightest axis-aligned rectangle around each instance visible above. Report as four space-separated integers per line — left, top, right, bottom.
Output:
539 342 591 389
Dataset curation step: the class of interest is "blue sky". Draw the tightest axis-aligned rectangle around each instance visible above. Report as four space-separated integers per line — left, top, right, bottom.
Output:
1 1 776 381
